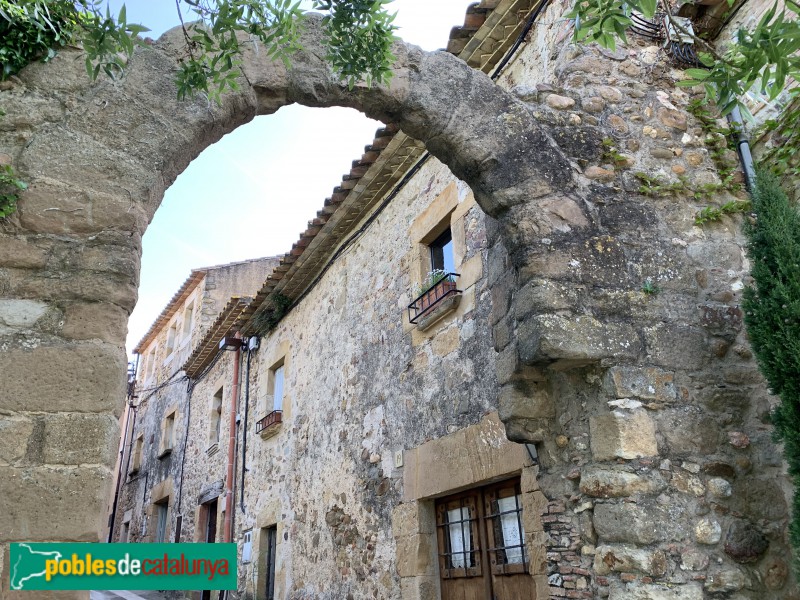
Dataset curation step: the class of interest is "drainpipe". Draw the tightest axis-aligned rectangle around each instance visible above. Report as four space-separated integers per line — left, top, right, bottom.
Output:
727 106 756 193
223 335 242 544
240 344 253 512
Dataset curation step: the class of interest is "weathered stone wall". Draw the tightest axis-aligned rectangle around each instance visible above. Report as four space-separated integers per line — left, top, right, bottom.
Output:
111 258 275 549
1 1 795 598
484 5 796 597
235 166 506 599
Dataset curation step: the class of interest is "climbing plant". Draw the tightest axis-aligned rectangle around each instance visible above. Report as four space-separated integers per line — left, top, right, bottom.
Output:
742 169 800 566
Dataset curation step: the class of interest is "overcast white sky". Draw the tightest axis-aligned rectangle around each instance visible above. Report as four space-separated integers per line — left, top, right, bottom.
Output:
118 0 474 355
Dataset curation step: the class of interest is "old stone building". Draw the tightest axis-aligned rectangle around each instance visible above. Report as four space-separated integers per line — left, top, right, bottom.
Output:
1 0 798 599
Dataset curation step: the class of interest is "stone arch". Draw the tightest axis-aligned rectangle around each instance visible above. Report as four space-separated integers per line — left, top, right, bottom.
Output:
2 10 795 598
0 13 573 557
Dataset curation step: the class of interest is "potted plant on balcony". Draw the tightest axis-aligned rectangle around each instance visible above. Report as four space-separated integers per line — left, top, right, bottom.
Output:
416 269 456 316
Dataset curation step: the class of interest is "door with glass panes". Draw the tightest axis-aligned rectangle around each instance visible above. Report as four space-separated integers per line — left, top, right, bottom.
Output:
435 479 534 600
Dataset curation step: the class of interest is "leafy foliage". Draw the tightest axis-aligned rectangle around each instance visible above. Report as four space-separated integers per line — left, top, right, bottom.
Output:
176 0 396 101
759 97 800 195
742 170 800 564
694 199 751 225
415 269 454 297
0 164 27 218
0 1 149 82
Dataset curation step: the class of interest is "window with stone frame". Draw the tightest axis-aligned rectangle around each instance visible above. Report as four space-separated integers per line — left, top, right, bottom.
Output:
159 410 176 457
130 434 144 474
182 301 194 340
166 321 178 355
210 387 223 447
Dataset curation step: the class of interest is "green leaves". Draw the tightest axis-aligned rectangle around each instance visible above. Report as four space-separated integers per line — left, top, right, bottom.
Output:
742 170 800 562
0 164 27 219
313 0 398 89
0 1 149 82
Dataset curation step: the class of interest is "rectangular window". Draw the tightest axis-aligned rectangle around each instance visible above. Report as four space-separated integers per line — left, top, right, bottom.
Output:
435 477 528 593
210 387 223 446
429 227 455 274
436 493 481 578
242 530 253 563
166 322 178 354
264 526 277 600
120 521 130 543
485 481 527 574
130 434 143 473
182 302 194 339
154 502 168 544
272 364 284 412
160 411 176 457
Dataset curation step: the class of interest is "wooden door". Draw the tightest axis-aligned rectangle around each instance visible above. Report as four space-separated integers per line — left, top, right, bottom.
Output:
435 479 534 600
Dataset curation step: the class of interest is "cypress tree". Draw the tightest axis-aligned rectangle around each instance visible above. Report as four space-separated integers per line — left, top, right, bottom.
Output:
742 169 800 560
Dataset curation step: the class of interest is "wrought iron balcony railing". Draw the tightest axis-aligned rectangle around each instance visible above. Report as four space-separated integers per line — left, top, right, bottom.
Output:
407 273 461 325
256 410 283 434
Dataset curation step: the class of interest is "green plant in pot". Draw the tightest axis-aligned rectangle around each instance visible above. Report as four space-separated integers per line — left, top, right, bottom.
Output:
416 269 456 315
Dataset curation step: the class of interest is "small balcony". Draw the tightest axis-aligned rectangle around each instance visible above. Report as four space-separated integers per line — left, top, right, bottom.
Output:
408 272 461 326
256 410 283 438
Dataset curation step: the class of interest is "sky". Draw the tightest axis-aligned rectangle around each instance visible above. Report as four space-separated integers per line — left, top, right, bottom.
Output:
117 0 475 355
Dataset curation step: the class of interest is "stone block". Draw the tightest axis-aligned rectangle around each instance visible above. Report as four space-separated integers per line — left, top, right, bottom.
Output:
395 534 432 578
0 466 110 541
518 314 641 366
495 344 520 385
593 503 658 544
656 407 722 455
400 576 439 600
590 410 658 461
61 302 129 344
0 416 34 464
520 491 547 534
403 413 526 501
705 567 750 593
392 502 433 538
644 323 708 370
4 267 138 312
0 343 126 413
0 237 48 269
580 467 664 498
0 300 50 329
514 279 578 319
498 381 555 422
431 326 459 357
42 413 118 465
594 544 667 576
604 366 676 402
609 583 703 600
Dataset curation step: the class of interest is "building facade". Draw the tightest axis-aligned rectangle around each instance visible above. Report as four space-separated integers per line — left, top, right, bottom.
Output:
1 0 794 598
107 2 798 598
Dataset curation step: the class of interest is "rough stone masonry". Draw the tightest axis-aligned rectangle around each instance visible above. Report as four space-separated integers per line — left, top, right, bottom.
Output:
0 1 795 598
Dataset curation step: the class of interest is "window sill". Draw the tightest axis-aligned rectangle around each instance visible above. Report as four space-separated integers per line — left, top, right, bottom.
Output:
259 423 282 440
415 294 461 332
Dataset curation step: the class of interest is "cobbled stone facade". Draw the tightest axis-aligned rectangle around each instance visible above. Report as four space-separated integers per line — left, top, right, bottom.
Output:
1 0 797 599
